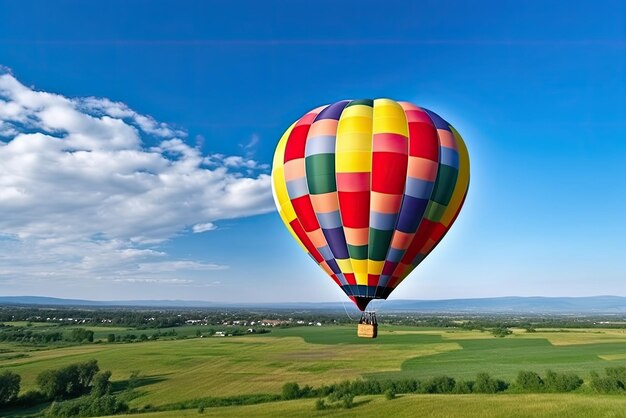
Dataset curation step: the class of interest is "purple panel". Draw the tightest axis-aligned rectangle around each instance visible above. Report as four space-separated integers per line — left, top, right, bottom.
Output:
326 258 342 274
396 196 429 233
315 100 350 121
323 227 350 259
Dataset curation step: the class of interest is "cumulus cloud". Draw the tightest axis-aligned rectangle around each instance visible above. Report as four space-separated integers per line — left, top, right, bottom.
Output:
0 71 274 288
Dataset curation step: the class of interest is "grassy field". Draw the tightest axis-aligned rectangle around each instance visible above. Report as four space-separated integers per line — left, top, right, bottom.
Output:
103 394 626 417
2 324 626 415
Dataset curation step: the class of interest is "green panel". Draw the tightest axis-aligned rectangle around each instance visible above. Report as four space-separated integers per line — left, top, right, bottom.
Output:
347 244 368 260
431 164 458 205
368 228 394 261
424 201 447 223
306 154 335 176
307 174 336 195
346 99 373 107
306 154 336 194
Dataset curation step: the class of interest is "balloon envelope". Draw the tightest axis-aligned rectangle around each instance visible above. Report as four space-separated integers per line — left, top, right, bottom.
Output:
271 99 469 311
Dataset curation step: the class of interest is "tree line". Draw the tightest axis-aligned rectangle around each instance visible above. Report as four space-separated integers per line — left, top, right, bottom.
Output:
0 359 128 417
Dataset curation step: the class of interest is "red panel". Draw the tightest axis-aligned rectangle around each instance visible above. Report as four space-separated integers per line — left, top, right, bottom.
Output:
372 152 408 194
408 123 439 160
404 109 433 124
430 222 448 243
290 195 319 232
284 125 311 162
343 272 357 286
336 172 370 192
393 219 437 276
289 219 323 263
368 274 380 287
337 191 370 228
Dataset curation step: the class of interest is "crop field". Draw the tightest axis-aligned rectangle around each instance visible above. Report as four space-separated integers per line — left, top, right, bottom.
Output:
3 324 626 416
106 394 626 418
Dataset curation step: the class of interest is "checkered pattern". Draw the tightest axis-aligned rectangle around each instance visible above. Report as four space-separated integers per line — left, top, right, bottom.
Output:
271 99 470 311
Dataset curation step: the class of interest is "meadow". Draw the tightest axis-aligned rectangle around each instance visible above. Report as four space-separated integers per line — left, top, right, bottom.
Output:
2 323 626 416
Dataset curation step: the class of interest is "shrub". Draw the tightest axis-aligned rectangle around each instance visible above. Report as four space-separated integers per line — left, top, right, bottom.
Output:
473 373 508 393
452 380 474 394
516 371 544 392
0 370 21 406
544 370 583 392
341 393 354 409
589 371 623 393
384 388 396 400
314 398 326 410
281 382 301 400
422 376 456 394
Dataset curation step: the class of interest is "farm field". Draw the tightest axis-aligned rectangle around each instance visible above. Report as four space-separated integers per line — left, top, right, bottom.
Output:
2 324 626 416
105 393 626 418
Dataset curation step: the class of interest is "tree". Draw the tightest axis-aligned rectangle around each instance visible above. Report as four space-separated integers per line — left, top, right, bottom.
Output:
282 382 301 400
77 359 100 388
516 371 544 392
384 388 396 400
0 370 21 406
68 328 94 343
107 333 116 343
473 373 508 393
36 360 100 399
91 371 112 397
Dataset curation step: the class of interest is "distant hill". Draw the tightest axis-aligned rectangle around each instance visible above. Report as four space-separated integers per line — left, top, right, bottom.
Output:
1 295 626 314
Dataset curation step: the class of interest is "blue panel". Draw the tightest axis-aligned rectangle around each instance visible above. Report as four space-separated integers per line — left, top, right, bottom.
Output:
386 247 405 263
370 211 398 231
440 147 459 168
286 177 309 199
305 135 336 156
316 210 342 229
318 245 333 260
396 196 428 232
404 178 434 199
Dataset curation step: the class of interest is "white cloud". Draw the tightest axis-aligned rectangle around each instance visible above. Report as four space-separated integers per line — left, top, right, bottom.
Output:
192 222 217 233
0 71 274 288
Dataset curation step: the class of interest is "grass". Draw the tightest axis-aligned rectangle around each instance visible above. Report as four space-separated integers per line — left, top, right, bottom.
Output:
3 324 626 412
103 394 626 417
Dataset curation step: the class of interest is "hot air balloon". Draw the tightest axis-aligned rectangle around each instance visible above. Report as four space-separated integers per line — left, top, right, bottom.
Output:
271 99 469 337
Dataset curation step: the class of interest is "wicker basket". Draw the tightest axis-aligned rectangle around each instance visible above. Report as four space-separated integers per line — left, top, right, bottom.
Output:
357 323 378 338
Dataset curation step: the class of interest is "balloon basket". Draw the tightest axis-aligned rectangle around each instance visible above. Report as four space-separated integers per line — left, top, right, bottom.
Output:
357 312 378 339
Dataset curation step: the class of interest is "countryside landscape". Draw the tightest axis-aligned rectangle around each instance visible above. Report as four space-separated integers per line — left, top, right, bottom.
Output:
3 1 626 417
2 299 626 417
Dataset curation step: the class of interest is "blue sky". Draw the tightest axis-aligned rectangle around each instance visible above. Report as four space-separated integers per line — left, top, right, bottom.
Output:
1 0 625 303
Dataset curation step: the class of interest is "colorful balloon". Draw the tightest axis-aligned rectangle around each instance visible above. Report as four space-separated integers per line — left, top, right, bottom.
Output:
271 99 469 311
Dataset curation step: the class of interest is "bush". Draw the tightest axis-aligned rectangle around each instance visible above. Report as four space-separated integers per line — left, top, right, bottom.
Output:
91 371 112 397
0 370 21 406
473 373 508 393
589 371 623 393
36 360 100 399
314 398 326 410
453 380 474 394
422 376 456 394
605 366 626 388
516 371 544 392
491 327 512 337
17 390 46 407
282 382 301 400
384 388 396 400
44 394 128 417
341 393 354 409
544 370 583 392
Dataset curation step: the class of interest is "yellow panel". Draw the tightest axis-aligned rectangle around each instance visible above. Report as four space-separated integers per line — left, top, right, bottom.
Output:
335 132 373 152
354 272 369 286
336 258 354 274
367 260 385 275
440 127 470 226
351 259 368 274
373 99 408 136
340 104 373 118
271 122 307 253
336 151 372 172
336 116 373 135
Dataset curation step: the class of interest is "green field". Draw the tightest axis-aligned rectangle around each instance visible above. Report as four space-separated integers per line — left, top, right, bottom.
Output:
3 325 626 416
106 394 626 418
